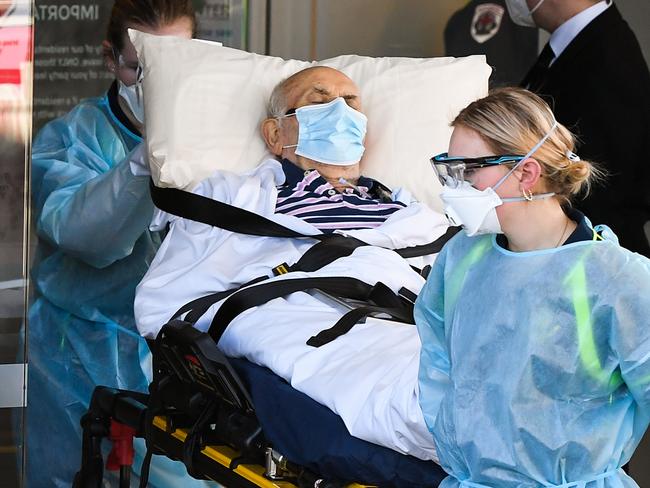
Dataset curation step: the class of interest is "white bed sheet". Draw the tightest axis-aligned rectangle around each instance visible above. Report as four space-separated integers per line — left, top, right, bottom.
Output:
135 159 448 462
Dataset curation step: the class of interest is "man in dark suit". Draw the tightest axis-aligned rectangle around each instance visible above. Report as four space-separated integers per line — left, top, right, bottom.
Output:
512 0 650 256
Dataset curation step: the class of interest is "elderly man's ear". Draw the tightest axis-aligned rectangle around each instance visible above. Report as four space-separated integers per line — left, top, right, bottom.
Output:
261 118 284 156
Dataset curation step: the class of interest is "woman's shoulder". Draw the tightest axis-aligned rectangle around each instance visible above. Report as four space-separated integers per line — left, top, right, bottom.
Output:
589 224 649 266
33 96 118 150
48 96 107 124
35 96 106 132
587 238 650 285
612 246 650 276
58 96 112 128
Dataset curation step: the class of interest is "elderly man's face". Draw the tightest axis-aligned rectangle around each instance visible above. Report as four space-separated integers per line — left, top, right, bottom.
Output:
264 67 365 189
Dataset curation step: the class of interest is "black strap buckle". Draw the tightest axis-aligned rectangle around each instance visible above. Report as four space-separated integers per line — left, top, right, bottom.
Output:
398 287 418 305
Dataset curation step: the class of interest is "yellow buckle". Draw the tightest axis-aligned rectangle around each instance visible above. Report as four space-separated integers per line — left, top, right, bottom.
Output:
272 263 289 276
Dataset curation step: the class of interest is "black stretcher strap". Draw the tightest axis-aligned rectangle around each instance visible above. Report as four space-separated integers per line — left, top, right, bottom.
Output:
150 181 459 259
168 237 420 328
172 276 269 324
394 226 461 258
172 276 415 348
208 277 411 344
287 233 368 272
150 180 321 240
182 399 218 478
169 236 371 324
365 281 408 309
307 305 413 347
169 226 452 326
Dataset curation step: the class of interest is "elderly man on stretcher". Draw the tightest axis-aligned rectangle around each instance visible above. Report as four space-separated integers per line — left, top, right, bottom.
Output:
135 66 451 465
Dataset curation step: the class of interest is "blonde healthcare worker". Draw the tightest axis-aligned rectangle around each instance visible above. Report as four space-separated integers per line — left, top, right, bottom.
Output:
417 87 650 487
28 1 214 486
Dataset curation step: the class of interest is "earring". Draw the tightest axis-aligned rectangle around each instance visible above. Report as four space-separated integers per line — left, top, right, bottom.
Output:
522 188 533 201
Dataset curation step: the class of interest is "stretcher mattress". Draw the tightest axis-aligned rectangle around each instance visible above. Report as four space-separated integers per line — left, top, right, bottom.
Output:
230 358 447 488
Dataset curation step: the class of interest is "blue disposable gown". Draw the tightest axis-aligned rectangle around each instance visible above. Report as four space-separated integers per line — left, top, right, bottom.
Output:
415 231 650 487
28 93 216 487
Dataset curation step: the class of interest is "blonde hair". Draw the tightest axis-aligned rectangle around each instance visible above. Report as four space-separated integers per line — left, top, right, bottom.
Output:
452 87 602 201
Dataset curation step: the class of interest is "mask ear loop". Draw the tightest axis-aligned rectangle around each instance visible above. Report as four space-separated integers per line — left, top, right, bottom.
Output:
110 47 120 73
492 119 558 191
278 111 298 150
135 64 144 104
530 0 547 15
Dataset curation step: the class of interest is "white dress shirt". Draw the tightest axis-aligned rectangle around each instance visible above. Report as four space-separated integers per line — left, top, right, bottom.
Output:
548 0 611 65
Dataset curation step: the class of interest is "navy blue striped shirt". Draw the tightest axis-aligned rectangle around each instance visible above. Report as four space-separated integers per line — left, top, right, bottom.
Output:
275 159 407 233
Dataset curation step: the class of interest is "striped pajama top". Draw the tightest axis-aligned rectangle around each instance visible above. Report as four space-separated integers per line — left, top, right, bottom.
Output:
275 159 407 233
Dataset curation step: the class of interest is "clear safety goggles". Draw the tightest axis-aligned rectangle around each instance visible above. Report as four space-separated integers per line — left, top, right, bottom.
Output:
430 152 524 187
113 50 143 86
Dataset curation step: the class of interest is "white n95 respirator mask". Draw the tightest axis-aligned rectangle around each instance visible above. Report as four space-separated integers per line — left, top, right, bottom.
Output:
440 120 559 236
441 182 505 236
282 97 368 166
505 0 547 27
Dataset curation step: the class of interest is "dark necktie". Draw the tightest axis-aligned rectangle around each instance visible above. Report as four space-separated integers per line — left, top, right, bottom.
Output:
521 43 555 92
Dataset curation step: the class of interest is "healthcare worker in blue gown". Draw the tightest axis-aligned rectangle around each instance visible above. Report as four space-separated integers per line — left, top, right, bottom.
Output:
418 87 650 488
27 1 216 486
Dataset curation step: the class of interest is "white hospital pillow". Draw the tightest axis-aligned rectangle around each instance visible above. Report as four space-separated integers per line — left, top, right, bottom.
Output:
130 30 490 210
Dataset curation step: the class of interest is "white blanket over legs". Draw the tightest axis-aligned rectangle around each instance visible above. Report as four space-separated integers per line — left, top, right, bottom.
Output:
135 159 449 462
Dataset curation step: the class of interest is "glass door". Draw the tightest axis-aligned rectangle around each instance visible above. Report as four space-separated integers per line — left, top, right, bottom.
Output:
0 0 33 486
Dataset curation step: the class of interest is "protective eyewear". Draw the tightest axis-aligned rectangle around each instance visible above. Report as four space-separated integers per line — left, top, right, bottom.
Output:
113 50 143 86
430 152 524 187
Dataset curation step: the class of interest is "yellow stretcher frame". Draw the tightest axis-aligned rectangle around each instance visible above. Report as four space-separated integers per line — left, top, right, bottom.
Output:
75 318 394 488
152 416 374 488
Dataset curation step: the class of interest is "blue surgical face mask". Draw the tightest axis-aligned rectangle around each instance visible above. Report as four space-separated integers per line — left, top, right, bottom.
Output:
282 97 368 166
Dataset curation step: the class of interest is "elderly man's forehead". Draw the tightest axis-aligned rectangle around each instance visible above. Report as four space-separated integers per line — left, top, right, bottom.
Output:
285 67 360 99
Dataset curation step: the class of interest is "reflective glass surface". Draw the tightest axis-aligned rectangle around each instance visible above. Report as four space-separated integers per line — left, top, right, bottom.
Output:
0 0 32 486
